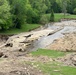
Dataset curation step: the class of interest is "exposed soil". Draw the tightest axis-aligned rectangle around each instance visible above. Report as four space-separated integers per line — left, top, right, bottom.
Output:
0 29 54 75
0 20 76 75
56 53 76 67
47 32 76 52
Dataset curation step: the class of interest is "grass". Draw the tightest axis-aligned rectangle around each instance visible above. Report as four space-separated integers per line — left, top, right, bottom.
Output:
27 49 76 75
44 13 76 22
28 61 76 75
31 49 68 58
0 24 41 35
0 13 76 35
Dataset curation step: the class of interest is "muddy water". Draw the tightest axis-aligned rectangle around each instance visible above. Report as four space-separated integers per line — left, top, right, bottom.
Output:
33 25 76 50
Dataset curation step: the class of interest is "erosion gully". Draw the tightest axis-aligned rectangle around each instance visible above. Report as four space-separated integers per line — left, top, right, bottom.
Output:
33 22 76 50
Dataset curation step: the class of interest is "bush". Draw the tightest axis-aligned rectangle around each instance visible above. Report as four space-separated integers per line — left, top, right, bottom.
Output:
26 9 40 24
50 9 54 22
40 15 49 25
73 8 76 15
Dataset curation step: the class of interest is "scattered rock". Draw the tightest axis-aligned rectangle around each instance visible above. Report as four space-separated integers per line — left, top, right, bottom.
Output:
5 43 13 47
0 52 4 57
24 34 33 38
53 70 60 72
0 72 5 75
56 53 76 67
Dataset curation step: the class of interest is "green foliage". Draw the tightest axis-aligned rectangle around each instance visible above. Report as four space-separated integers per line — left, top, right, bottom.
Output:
62 0 67 18
10 0 27 29
0 0 12 30
67 0 76 14
0 0 76 31
31 49 67 58
50 9 54 22
26 8 40 24
40 15 49 25
73 8 76 15
0 24 41 34
44 13 76 22
28 61 76 75
30 49 76 75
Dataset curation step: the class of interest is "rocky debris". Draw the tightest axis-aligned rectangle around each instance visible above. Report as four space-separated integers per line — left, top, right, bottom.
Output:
60 19 76 22
0 52 8 58
0 57 44 75
24 34 33 38
0 52 4 57
36 56 53 63
54 20 76 26
0 35 9 41
10 70 30 75
0 72 5 75
0 35 9 46
56 53 76 66
5 43 13 47
0 29 54 55
47 33 76 52
0 68 44 75
47 27 63 36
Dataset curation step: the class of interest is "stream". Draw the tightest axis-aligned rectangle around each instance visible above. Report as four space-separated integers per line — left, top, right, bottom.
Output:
33 24 76 50
1 20 76 51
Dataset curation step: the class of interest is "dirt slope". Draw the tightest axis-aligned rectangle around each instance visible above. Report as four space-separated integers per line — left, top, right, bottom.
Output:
47 33 76 52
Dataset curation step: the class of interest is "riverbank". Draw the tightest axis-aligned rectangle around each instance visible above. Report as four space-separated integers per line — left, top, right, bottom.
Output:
0 20 76 75
0 24 41 35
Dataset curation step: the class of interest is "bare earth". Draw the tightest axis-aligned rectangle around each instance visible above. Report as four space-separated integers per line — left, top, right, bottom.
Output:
47 33 76 52
0 29 54 75
0 20 76 75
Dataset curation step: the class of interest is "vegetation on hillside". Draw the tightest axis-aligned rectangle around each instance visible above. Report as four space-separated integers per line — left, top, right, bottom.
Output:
0 0 76 31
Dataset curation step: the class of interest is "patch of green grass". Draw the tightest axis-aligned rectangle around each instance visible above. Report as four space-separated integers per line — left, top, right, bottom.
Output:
44 13 76 22
26 49 75 75
31 49 68 58
0 24 41 35
36 61 76 75
25 61 76 75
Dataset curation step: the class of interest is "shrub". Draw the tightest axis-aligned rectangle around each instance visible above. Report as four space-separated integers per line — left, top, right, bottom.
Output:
40 15 49 25
73 8 76 15
50 9 54 22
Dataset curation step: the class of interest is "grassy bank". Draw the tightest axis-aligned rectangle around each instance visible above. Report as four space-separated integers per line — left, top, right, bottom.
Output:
31 49 68 58
44 13 76 22
0 13 76 35
27 61 76 75
0 24 41 35
26 49 76 75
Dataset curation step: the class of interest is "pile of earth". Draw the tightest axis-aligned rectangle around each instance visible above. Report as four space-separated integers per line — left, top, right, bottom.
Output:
47 32 76 52
56 53 76 67
0 35 9 46
0 56 45 75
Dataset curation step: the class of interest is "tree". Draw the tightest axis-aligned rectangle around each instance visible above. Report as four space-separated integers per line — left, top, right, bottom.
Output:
0 0 12 30
9 0 28 29
29 0 48 14
26 3 40 24
40 15 49 25
62 0 67 18
67 0 76 14
50 9 54 22
73 8 76 14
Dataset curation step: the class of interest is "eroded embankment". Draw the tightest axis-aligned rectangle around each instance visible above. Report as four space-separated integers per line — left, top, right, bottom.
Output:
0 20 76 75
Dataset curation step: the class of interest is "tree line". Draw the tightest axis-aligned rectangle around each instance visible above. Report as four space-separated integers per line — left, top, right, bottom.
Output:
0 0 76 30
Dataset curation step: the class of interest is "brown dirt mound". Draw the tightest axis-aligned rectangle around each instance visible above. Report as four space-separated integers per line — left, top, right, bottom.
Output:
0 58 44 75
47 33 76 52
56 53 76 67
